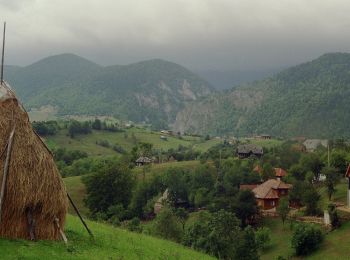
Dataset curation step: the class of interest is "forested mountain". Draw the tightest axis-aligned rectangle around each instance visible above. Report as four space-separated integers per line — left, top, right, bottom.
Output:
5 54 213 128
6 52 350 137
174 53 350 138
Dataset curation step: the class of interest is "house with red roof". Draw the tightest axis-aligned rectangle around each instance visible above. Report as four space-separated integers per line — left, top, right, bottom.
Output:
252 179 292 210
253 165 288 179
274 168 287 179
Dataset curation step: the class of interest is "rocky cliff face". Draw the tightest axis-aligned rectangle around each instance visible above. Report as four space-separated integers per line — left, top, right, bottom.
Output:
173 88 264 135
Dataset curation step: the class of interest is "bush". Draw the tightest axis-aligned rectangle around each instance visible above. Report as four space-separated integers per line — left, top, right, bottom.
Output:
109 216 121 227
328 203 341 229
255 227 271 251
152 207 183 242
96 140 110 148
32 121 59 136
83 159 135 214
113 144 126 154
183 210 241 259
127 217 142 233
68 120 91 138
291 224 324 256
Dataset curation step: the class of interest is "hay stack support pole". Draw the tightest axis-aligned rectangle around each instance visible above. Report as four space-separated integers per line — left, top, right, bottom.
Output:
67 193 94 238
1 21 6 84
0 128 15 224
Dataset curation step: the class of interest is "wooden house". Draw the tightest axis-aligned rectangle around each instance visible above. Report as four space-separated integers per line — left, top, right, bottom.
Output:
237 144 263 159
135 156 152 167
274 168 287 179
252 179 292 210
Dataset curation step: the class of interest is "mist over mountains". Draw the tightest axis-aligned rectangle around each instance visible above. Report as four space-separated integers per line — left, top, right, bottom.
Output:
194 68 284 90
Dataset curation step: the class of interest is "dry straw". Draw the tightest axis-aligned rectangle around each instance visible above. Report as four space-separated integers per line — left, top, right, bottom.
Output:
0 83 68 240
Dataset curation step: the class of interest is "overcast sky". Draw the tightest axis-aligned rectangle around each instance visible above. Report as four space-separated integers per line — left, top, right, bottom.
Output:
1 0 350 70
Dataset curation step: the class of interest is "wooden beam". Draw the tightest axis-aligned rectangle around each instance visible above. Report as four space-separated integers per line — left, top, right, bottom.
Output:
54 218 68 244
26 208 36 241
1 22 6 84
0 127 15 224
67 193 94 238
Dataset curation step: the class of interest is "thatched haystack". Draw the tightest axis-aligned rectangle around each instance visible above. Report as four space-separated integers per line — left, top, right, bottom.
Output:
0 82 68 240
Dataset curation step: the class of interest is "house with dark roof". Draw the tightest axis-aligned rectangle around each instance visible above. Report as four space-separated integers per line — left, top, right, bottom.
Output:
252 179 292 210
237 144 263 159
135 156 152 167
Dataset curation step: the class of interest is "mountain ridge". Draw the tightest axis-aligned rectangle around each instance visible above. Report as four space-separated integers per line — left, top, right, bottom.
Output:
174 52 350 138
4 53 213 128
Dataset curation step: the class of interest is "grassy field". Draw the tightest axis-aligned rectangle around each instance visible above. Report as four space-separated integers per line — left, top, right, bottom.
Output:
46 128 210 157
260 218 294 259
319 180 348 209
0 215 214 260
64 176 88 216
132 160 201 180
261 216 350 260
243 138 284 149
308 220 350 259
192 138 222 152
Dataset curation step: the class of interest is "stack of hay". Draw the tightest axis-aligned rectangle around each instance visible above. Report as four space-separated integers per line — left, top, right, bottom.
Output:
0 82 68 240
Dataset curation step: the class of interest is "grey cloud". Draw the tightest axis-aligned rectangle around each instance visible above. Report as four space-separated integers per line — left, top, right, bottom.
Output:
1 0 350 70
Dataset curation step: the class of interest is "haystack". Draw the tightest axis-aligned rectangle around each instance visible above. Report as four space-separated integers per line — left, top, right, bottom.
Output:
0 82 68 240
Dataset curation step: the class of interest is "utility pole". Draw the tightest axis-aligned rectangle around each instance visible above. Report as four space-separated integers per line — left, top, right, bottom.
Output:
1 22 6 84
327 142 330 167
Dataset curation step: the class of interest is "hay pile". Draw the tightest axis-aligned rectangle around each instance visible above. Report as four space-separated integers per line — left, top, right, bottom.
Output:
0 82 68 240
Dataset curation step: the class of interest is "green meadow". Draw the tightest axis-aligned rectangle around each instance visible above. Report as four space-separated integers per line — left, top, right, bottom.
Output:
0 215 214 260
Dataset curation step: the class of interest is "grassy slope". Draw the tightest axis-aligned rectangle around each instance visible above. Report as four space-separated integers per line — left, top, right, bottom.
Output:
260 218 294 259
247 138 284 149
261 217 350 260
0 215 214 260
319 180 347 209
64 176 88 216
308 221 350 259
261 181 350 259
46 128 202 157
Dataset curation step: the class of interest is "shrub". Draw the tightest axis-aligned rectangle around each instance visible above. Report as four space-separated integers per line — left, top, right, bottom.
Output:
113 144 126 154
328 203 341 229
127 217 142 233
152 207 183 242
96 140 110 148
291 224 324 256
255 227 271 251
83 160 135 214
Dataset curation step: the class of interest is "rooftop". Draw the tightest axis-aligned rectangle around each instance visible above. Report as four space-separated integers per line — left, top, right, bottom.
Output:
237 144 263 154
252 179 292 199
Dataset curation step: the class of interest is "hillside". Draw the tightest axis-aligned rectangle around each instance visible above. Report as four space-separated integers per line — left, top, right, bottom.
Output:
174 53 350 138
5 54 213 129
46 127 202 157
0 214 213 260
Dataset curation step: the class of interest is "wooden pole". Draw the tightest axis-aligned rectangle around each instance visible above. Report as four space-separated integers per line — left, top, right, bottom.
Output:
0 127 15 224
54 218 68 245
1 22 6 84
328 143 330 167
26 208 36 241
67 193 94 238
